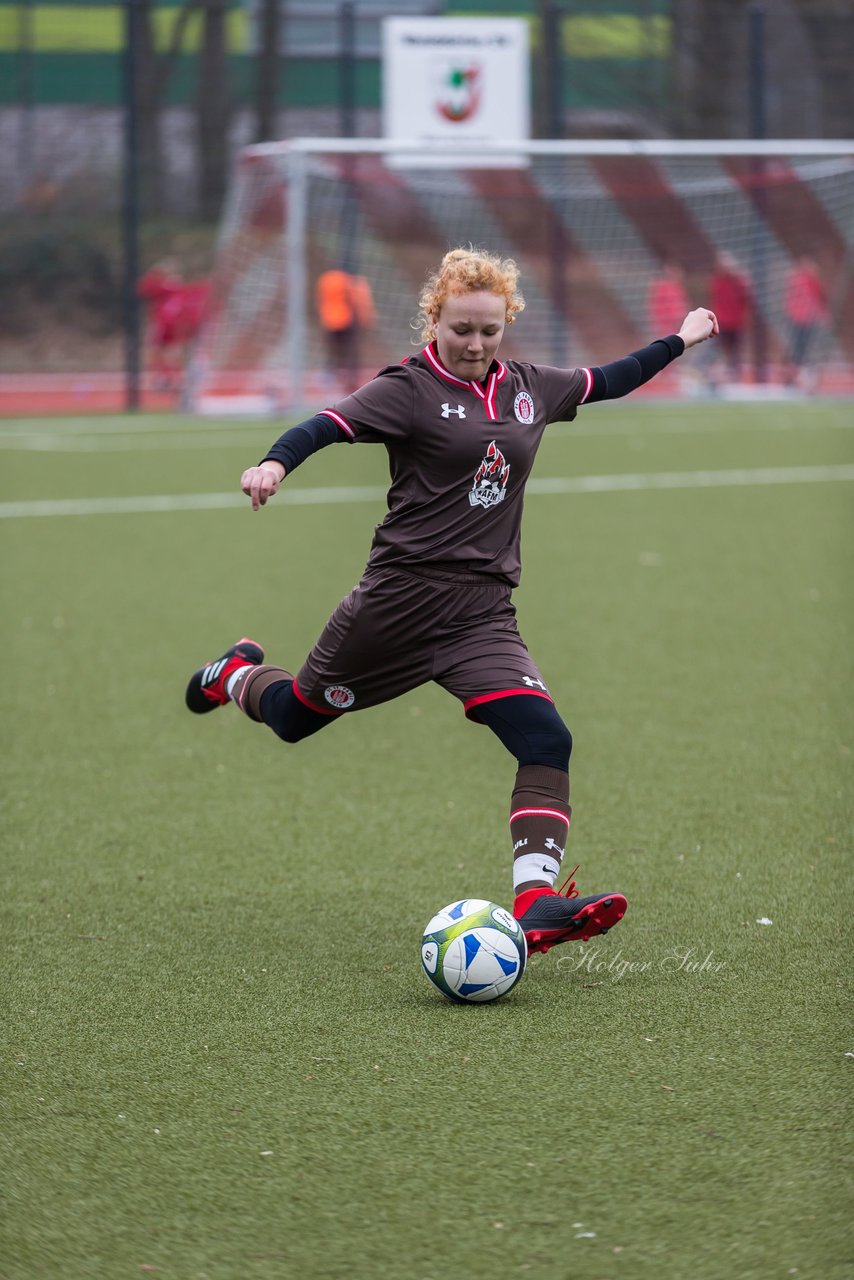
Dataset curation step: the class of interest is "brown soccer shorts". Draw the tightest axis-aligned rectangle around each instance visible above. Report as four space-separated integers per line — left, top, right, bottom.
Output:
293 565 554 719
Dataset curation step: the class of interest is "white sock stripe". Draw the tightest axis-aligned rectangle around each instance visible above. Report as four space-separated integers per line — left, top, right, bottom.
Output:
509 807 571 826
225 665 252 699
513 852 562 891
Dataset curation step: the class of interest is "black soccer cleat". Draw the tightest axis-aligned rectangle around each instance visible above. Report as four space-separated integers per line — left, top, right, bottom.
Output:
513 868 627 955
185 638 264 713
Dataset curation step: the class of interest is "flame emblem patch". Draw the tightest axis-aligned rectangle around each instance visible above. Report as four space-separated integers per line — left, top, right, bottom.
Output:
469 440 510 509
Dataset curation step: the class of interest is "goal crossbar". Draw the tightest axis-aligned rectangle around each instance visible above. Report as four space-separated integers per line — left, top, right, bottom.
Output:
245 138 854 159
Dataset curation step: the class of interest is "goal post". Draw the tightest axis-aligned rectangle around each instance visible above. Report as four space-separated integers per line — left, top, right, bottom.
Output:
185 138 854 415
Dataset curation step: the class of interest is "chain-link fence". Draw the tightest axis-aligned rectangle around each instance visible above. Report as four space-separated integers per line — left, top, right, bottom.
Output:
0 0 850 401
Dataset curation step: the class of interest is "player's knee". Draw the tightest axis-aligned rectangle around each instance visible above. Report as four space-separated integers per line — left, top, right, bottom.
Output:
541 717 573 768
272 718 318 745
270 719 302 744
477 695 572 770
261 682 333 745
526 712 572 770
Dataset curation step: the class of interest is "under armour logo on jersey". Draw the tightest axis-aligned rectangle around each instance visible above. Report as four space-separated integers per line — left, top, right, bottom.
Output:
522 675 548 691
544 836 565 857
441 402 466 419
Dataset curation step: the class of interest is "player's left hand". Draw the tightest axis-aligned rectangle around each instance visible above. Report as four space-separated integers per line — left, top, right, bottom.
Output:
678 308 719 348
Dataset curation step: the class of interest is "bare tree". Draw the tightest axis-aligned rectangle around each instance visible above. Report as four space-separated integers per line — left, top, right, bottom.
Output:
134 0 204 215
255 0 283 143
195 0 232 220
671 0 851 138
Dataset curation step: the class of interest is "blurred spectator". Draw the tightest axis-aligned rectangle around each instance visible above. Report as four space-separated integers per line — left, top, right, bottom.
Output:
315 268 376 391
709 251 752 381
785 256 829 389
138 262 210 391
648 260 690 336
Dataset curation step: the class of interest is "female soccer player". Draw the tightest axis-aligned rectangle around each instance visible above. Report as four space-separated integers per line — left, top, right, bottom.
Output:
186 248 718 955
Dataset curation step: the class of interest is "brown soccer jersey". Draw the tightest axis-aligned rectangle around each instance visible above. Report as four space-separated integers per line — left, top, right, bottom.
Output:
320 342 591 586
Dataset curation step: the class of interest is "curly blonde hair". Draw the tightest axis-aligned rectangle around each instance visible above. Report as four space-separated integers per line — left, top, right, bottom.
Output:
416 247 525 342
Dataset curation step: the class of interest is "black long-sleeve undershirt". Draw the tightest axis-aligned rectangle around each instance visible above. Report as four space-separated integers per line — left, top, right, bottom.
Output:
584 334 684 403
261 414 346 475
260 336 686 475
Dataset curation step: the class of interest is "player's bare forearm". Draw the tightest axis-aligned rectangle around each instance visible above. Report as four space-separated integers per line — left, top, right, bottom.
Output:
241 461 285 511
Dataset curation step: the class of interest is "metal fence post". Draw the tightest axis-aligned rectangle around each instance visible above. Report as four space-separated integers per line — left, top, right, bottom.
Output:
286 148 308 410
122 0 142 411
748 3 769 385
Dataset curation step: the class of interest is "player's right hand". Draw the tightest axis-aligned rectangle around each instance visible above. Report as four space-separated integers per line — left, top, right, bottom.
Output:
241 462 286 511
678 307 719 348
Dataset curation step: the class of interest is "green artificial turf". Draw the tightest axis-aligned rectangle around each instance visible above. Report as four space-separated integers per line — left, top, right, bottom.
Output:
1 402 852 1279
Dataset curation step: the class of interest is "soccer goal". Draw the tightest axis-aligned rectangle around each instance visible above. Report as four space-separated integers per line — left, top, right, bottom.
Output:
185 138 854 415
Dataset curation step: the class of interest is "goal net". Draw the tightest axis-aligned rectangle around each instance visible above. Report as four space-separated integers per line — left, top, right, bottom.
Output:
185 139 854 415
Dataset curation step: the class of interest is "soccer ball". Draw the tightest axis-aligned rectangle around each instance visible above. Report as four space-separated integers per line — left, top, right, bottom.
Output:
421 898 527 1004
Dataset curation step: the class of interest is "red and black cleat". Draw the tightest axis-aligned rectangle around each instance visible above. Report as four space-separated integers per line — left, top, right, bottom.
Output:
514 866 627 955
185 638 264 713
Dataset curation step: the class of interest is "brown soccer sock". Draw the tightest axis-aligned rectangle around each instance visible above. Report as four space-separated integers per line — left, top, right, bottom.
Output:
509 764 572 892
230 664 293 722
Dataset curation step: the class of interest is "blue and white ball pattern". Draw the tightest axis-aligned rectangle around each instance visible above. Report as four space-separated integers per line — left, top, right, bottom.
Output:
421 898 527 1003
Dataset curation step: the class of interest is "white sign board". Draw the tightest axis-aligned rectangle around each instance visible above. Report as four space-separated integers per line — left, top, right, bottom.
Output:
382 17 530 167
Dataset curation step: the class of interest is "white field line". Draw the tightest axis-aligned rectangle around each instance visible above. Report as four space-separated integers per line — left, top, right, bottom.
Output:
0 430 282 452
1 405 853 452
0 414 267 436
2 465 853 520
548 412 854 439
0 422 277 453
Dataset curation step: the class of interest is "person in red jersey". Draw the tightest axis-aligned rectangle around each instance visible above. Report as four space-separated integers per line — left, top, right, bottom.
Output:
186 248 718 956
138 261 186 388
138 262 210 392
784 255 829 389
708 251 752 381
648 260 690 337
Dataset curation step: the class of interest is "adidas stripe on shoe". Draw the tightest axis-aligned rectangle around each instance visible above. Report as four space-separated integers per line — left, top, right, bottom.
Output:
514 869 627 955
185 638 264 714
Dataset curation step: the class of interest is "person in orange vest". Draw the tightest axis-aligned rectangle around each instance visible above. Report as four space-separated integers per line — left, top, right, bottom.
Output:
315 268 375 390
